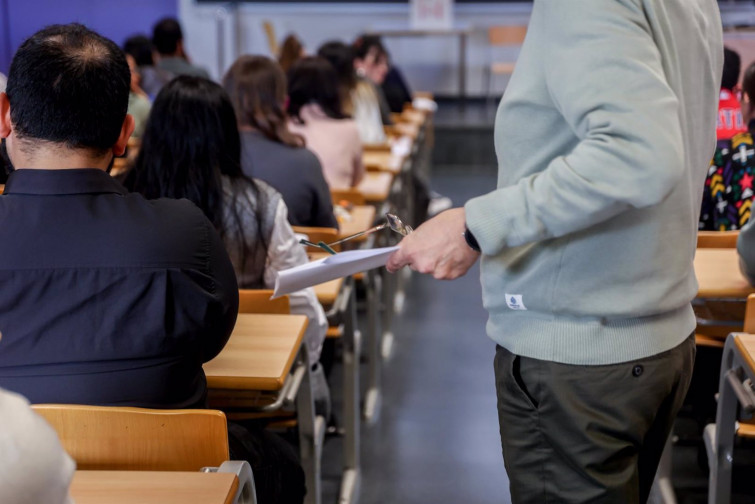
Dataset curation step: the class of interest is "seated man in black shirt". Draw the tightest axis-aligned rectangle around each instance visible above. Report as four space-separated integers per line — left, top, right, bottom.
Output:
0 23 239 409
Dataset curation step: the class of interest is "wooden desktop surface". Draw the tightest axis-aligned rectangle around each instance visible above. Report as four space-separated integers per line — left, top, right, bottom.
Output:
204 313 307 391
357 172 394 203
695 248 755 299
313 277 344 309
338 205 376 240
364 151 405 174
735 333 755 375
70 471 238 504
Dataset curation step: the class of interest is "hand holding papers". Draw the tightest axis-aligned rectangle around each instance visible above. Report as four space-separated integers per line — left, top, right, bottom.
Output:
273 246 399 298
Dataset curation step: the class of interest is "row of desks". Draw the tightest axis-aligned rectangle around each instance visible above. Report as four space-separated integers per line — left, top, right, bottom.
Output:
199 248 752 396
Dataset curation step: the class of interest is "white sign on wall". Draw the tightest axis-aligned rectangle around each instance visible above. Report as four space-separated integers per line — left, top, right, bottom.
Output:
410 0 454 30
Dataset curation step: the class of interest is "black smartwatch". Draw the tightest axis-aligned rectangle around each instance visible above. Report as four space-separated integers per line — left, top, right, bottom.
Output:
463 226 481 252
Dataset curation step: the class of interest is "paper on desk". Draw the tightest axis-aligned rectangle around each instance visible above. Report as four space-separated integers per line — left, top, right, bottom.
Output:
273 246 399 298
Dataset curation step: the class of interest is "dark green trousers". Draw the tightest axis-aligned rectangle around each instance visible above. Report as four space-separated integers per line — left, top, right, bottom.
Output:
494 333 695 504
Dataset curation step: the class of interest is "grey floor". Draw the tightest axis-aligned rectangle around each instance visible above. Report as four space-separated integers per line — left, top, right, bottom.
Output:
355 170 505 504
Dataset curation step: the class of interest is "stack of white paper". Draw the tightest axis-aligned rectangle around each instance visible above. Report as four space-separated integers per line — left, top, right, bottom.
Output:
273 246 399 298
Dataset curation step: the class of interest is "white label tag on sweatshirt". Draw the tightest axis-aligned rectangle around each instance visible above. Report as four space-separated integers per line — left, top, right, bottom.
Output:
505 294 527 311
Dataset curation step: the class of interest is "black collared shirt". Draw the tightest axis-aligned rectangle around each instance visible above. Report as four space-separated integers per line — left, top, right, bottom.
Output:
0 169 238 408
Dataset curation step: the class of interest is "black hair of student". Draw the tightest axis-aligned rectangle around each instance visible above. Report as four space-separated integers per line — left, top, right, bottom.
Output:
353 34 387 61
317 41 357 93
123 35 155 66
287 56 349 123
124 76 268 267
152 17 183 55
5 23 130 155
722 47 741 92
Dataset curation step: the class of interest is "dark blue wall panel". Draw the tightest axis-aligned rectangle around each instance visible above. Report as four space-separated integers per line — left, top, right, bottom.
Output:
0 0 177 74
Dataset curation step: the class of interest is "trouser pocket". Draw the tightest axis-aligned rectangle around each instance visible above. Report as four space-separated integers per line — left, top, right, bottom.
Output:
511 354 539 410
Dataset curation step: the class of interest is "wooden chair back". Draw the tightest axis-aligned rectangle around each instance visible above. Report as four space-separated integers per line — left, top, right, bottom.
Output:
331 188 366 206
239 289 290 314
697 230 740 248
488 25 528 46
744 294 755 334
32 404 229 471
292 226 341 253
263 21 279 56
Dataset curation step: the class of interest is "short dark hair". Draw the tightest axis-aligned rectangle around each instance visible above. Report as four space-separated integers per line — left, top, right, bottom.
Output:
124 35 154 66
6 23 130 154
287 56 348 123
353 34 387 61
722 46 741 91
152 18 183 55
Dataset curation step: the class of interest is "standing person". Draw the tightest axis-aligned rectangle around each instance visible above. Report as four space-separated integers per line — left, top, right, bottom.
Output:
152 17 210 79
223 55 338 229
387 1 722 502
287 57 364 190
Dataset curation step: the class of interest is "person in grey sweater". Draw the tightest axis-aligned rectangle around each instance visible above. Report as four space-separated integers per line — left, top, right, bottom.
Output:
224 55 338 229
387 0 723 502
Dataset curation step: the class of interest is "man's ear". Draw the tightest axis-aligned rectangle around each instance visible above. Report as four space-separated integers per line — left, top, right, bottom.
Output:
0 93 12 138
112 114 135 157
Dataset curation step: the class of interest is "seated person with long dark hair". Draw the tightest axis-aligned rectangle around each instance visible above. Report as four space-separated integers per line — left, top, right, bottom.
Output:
123 76 329 503
223 55 337 229
287 57 364 190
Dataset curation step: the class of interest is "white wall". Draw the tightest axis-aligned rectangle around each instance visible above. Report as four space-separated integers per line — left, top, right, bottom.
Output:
179 1 533 97
179 1 754 97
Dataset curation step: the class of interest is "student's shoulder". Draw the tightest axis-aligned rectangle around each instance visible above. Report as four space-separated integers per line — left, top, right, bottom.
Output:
121 193 213 244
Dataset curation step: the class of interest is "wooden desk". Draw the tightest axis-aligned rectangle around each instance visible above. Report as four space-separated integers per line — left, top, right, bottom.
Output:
204 313 307 391
386 122 420 140
313 277 344 310
363 151 405 174
70 470 238 504
337 205 376 240
735 333 755 374
695 249 755 299
357 172 394 203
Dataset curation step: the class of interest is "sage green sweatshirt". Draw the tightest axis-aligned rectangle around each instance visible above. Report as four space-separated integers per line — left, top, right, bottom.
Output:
464 0 723 365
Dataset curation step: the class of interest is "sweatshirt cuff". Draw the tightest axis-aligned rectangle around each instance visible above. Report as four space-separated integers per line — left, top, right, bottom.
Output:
464 187 522 256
